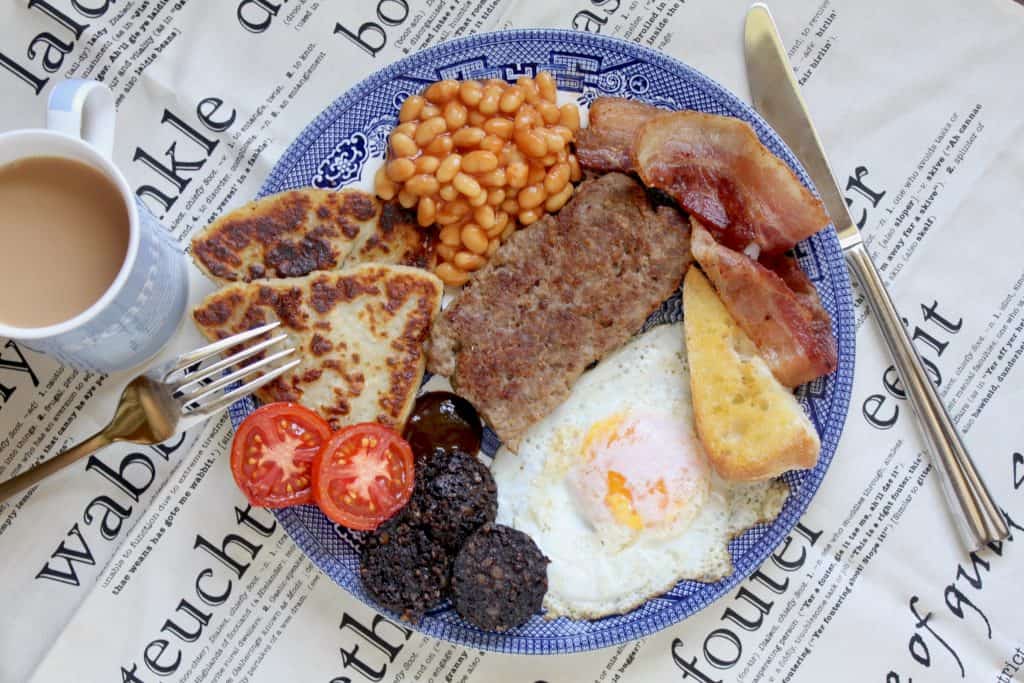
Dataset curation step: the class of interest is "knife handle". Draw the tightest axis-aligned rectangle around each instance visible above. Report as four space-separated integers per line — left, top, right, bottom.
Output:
844 243 1008 550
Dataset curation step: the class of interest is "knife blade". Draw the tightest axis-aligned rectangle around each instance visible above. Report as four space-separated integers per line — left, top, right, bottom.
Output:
743 3 1008 550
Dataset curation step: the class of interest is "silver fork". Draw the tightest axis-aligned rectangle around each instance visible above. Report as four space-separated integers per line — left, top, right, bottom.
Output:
0 323 298 502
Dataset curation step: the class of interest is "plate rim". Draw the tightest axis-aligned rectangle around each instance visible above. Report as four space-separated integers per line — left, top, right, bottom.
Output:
240 27 857 655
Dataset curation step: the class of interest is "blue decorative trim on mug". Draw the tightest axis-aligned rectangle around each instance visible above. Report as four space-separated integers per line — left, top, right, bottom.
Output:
47 79 88 112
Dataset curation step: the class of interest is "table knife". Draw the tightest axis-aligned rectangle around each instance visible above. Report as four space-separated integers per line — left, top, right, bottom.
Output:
743 3 1008 550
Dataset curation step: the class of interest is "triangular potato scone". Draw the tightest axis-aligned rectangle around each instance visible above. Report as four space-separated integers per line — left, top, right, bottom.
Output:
193 264 443 431
683 267 820 481
191 189 433 284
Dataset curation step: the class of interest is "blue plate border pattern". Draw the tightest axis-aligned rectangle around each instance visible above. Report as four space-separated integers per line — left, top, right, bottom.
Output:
222 29 857 655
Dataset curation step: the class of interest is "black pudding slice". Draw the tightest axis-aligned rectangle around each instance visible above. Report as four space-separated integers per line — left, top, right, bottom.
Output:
407 450 497 551
360 514 451 622
452 523 549 632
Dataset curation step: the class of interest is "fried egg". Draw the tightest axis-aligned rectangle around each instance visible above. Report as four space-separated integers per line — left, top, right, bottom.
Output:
491 323 788 619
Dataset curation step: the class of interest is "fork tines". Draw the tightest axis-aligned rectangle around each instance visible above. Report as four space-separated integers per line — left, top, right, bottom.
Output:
166 322 299 417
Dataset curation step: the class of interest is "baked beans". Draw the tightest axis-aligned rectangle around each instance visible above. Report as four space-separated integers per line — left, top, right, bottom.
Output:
439 184 458 202
462 150 499 174
435 262 470 286
517 184 546 211
414 155 440 175
375 71 581 285
460 224 489 255
436 154 462 184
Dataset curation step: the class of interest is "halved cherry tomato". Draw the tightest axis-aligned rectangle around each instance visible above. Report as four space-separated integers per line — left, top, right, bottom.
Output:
230 402 332 508
312 423 415 531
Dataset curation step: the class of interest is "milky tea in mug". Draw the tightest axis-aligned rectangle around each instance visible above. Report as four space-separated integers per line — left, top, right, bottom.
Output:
0 79 188 373
0 156 131 328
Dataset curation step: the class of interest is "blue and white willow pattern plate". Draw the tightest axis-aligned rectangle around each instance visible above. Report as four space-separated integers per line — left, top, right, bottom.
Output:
227 29 856 655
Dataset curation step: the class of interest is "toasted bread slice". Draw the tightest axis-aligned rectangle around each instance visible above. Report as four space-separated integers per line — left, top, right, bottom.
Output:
191 189 433 284
683 267 820 481
192 263 442 431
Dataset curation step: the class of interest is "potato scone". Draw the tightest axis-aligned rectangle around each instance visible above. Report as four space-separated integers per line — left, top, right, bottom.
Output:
193 264 443 431
191 189 433 284
683 268 820 481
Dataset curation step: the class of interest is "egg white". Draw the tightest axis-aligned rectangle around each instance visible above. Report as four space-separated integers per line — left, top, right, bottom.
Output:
491 323 789 619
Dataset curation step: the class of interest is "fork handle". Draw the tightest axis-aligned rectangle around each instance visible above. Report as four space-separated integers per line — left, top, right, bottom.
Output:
845 243 1008 550
0 431 112 502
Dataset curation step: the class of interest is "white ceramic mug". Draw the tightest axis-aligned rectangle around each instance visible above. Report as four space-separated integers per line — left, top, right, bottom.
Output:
0 80 188 374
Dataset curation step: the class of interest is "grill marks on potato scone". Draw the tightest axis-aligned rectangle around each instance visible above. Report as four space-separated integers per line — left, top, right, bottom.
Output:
191 189 434 284
193 264 443 430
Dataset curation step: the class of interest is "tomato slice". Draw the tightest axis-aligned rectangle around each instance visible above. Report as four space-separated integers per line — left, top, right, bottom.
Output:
312 423 415 531
230 402 332 508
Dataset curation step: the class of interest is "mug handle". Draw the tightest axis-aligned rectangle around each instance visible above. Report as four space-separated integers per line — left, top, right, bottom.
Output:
46 79 116 158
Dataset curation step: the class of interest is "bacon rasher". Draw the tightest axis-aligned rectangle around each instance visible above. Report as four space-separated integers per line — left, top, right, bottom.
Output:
575 97 665 174
575 103 831 256
633 111 830 255
690 218 837 387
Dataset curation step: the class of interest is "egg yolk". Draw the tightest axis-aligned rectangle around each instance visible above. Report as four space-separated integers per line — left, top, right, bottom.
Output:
569 412 710 536
605 470 642 530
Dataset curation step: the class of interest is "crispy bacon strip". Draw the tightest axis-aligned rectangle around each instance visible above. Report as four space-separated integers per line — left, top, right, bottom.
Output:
575 97 666 174
690 218 836 387
634 110 830 256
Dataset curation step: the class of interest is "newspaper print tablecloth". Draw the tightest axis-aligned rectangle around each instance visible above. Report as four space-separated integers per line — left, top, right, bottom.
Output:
1 1 1022 681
